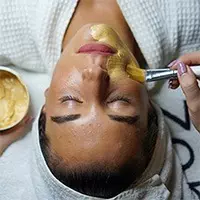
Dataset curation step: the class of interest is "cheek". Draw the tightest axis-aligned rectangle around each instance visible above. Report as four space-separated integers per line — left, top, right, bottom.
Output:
134 84 149 130
45 121 71 156
140 86 149 108
46 71 82 110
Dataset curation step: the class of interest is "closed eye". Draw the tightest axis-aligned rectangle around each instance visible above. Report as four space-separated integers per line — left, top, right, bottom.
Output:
59 95 83 103
107 96 131 104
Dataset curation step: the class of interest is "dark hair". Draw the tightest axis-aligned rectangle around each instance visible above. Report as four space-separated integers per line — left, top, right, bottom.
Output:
39 107 158 198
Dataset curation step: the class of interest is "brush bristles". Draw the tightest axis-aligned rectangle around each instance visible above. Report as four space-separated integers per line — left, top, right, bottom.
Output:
126 65 145 83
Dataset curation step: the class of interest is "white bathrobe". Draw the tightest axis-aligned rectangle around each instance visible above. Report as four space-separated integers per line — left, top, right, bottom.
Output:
1 0 200 199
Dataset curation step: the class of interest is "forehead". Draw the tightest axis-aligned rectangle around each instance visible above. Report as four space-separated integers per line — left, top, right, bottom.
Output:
46 115 141 160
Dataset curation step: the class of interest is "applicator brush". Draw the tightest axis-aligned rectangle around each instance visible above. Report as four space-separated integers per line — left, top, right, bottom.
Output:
126 66 200 82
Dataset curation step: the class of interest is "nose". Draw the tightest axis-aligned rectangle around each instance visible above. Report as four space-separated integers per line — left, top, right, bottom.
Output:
82 64 109 81
82 64 110 99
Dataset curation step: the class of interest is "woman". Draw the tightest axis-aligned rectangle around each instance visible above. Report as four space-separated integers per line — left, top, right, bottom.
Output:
0 0 200 199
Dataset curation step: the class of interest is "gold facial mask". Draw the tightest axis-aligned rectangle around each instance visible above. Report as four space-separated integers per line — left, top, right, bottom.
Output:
91 24 145 82
0 69 29 130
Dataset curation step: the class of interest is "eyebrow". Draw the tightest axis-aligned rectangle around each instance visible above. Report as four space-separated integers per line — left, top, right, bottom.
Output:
51 114 81 124
108 115 139 125
51 114 139 125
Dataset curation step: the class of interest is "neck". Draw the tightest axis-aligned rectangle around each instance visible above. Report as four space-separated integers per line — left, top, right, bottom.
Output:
62 0 145 66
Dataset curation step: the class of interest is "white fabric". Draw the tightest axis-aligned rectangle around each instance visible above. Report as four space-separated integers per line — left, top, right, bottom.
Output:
152 81 200 200
1 0 200 199
0 0 79 73
117 0 200 69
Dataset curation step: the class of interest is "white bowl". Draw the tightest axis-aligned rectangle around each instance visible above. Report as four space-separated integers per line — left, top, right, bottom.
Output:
0 67 30 131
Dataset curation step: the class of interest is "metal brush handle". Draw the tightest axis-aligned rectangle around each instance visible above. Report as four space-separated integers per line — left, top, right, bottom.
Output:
146 66 200 82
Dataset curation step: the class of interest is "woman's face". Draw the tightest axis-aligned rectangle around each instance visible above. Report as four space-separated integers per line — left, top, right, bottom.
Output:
44 24 150 173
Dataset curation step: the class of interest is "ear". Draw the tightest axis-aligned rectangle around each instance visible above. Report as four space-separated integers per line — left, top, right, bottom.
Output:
45 88 49 98
148 98 153 110
43 88 49 113
42 105 46 113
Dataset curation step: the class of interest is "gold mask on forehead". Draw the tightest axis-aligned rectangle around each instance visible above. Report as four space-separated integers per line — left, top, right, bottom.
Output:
91 24 144 82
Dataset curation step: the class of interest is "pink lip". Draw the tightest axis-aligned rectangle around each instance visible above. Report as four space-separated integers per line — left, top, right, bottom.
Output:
78 44 115 55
